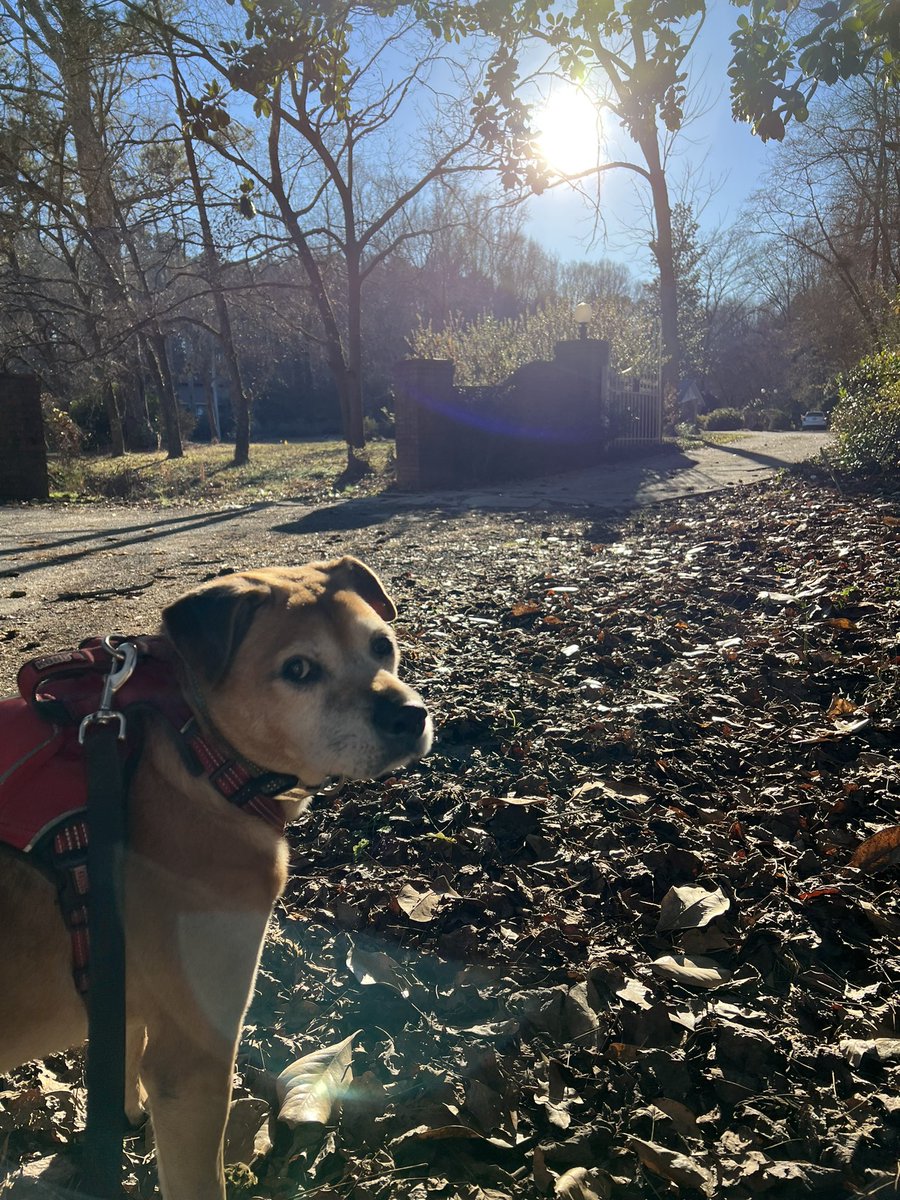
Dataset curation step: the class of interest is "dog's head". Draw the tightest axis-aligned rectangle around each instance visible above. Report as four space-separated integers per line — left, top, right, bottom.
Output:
162 557 432 791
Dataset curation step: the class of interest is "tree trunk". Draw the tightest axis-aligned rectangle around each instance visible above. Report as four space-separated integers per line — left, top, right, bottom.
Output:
163 28 252 467
103 380 125 456
200 344 221 443
345 253 366 452
222 315 250 465
145 333 183 458
640 132 680 419
123 364 155 449
266 97 360 457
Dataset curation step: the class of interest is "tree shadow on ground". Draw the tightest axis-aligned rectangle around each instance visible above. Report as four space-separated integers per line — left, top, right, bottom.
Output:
272 446 695 537
708 438 820 471
0 503 275 576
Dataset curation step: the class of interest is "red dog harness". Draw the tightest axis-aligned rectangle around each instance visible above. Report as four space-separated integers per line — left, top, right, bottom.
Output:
0 637 298 993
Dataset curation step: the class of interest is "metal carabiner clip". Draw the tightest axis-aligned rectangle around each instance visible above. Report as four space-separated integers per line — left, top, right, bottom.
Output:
78 638 138 743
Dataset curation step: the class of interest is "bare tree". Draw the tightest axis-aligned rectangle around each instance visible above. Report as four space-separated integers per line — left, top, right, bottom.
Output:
0 0 186 456
161 6 523 468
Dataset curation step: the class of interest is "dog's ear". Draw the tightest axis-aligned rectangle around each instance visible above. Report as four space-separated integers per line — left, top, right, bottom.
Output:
328 556 397 621
163 575 270 684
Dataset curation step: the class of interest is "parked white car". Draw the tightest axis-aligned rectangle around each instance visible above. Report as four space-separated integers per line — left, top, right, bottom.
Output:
800 410 828 430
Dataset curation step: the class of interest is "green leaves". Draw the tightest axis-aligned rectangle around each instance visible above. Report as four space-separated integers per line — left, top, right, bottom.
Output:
729 0 900 137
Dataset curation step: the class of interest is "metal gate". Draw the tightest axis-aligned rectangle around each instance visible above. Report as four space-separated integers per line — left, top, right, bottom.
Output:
607 374 663 447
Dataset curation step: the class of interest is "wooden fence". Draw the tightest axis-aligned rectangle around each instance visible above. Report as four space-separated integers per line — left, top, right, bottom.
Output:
607 374 663 447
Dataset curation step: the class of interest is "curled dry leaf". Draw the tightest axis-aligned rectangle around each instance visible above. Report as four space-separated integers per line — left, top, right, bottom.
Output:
627 1138 715 1197
224 1096 271 1164
849 825 900 874
554 1166 613 1199
346 944 410 996
396 882 456 923
276 1030 360 1129
614 977 652 1010
651 953 733 989
826 695 858 720
838 1038 900 1066
657 884 730 933
572 779 652 805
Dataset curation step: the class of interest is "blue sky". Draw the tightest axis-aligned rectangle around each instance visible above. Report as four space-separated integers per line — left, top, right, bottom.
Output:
524 0 778 274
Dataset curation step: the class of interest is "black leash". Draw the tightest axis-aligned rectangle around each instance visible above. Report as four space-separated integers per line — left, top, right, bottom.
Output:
78 641 136 1199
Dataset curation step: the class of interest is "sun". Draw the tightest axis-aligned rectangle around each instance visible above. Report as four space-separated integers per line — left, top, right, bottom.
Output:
535 87 602 178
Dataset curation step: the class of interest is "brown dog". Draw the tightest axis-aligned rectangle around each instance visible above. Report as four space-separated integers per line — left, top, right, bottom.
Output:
0 557 432 1200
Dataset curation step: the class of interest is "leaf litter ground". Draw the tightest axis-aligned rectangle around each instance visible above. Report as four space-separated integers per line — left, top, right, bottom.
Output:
1 476 899 1199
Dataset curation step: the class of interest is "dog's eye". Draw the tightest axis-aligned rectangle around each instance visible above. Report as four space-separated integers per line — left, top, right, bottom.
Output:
371 634 395 659
281 656 321 685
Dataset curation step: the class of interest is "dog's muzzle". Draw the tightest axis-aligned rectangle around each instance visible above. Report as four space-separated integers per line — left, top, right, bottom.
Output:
372 691 430 754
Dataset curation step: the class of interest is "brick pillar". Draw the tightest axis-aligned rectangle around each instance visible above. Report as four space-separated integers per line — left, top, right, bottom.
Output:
553 339 610 400
393 359 455 490
553 339 611 456
0 375 48 501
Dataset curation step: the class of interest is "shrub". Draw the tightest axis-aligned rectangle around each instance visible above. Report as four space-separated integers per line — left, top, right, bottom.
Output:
700 406 745 431
69 393 109 451
763 407 793 430
828 351 900 475
41 396 84 455
364 406 395 440
407 299 658 386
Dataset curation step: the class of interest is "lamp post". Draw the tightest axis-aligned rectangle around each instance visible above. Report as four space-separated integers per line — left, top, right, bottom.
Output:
574 301 594 341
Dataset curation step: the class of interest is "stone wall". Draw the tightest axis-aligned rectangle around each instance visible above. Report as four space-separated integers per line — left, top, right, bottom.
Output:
394 340 610 490
0 375 49 501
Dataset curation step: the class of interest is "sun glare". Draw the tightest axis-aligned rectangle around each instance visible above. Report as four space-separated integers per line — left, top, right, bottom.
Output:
535 87 602 178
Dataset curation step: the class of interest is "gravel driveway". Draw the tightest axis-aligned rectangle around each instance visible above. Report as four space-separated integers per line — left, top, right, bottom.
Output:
0 431 828 691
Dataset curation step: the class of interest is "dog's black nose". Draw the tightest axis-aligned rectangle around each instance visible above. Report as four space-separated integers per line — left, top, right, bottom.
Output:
373 693 428 742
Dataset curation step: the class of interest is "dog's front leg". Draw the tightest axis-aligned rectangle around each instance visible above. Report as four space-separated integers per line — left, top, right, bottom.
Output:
141 1024 237 1200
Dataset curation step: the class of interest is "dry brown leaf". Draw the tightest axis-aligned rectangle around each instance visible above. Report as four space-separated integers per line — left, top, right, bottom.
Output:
390 1123 514 1150
657 885 730 933
649 1097 700 1138
651 953 733 989
224 1097 271 1164
276 1031 359 1129
849 826 900 874
614 977 652 1009
554 1166 613 1199
510 601 541 617
573 778 652 805
396 883 443 923
346 944 410 995
838 1038 900 1066
628 1138 715 1196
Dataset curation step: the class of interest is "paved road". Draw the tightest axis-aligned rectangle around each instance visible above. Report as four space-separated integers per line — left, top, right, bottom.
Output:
407 429 830 511
0 430 829 689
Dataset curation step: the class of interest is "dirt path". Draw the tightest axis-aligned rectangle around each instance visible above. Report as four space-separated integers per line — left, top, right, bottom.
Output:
0 432 828 690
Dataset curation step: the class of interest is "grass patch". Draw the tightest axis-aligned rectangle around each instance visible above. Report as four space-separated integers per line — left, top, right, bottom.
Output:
47 440 395 507
673 430 750 450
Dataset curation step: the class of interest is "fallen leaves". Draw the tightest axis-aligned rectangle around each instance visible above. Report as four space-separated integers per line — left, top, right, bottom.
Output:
345 944 410 996
628 1137 716 1196
650 953 734 989
276 1031 359 1129
656 885 730 933
3 477 899 1199
849 824 900 873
